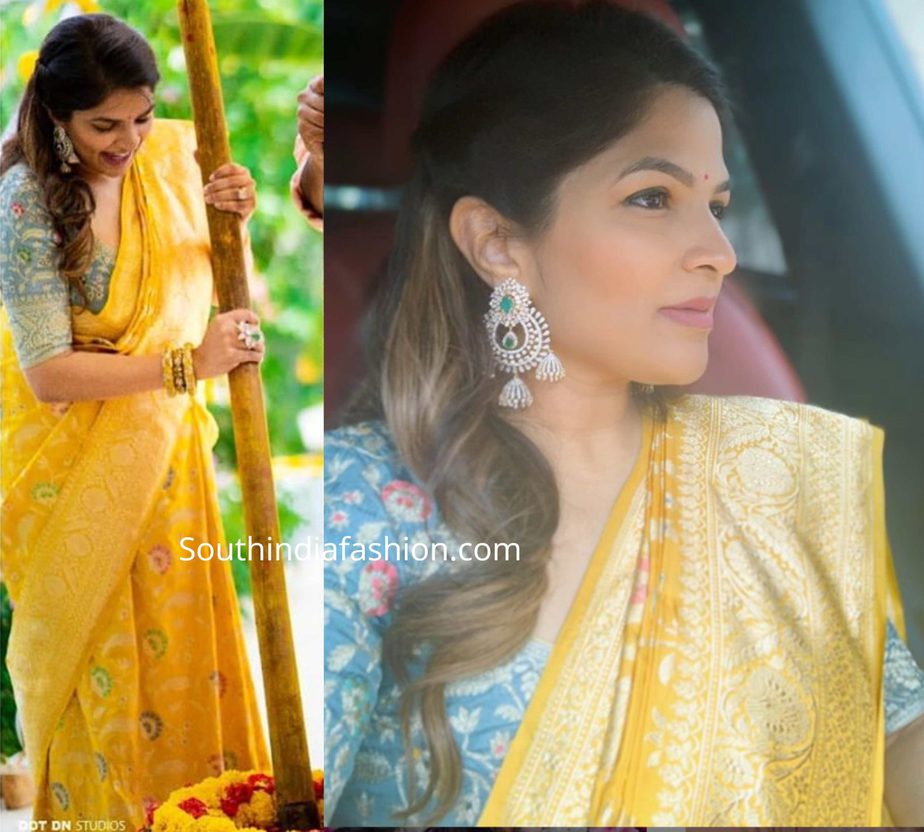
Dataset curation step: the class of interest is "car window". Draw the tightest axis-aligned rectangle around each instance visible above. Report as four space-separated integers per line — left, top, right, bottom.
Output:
679 7 789 278
883 0 924 91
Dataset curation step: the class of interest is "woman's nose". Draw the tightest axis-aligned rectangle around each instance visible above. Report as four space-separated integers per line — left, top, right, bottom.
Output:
116 123 142 148
682 212 738 277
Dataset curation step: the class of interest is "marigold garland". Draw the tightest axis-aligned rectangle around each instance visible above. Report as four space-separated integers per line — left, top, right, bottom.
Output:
142 770 324 832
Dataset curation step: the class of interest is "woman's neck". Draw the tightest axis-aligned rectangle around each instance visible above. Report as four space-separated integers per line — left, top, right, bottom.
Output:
83 170 126 195
507 374 642 470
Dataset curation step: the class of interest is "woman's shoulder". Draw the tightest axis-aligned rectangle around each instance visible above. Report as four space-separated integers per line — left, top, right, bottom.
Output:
0 164 60 301
325 419 413 485
671 392 880 439
325 420 431 520
325 420 451 589
671 394 883 512
0 163 45 213
327 419 399 457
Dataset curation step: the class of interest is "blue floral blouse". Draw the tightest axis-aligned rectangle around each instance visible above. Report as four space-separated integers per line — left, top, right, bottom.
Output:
325 420 924 826
0 163 115 368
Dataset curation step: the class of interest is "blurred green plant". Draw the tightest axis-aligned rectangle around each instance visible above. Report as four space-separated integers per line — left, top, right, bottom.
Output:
0 583 22 761
1 0 324 586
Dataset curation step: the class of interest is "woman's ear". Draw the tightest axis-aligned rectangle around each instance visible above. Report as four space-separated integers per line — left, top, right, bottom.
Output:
449 196 523 289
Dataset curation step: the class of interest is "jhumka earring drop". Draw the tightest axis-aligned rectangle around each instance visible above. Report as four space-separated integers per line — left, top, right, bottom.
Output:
485 277 564 409
53 125 79 173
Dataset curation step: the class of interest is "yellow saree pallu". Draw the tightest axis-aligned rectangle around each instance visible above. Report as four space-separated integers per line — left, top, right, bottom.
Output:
479 393 901 826
1 120 268 822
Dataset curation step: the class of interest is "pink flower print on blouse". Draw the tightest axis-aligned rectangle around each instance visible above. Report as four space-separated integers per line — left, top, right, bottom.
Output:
358 561 399 617
329 509 349 529
10 202 24 218
381 480 432 523
490 730 510 758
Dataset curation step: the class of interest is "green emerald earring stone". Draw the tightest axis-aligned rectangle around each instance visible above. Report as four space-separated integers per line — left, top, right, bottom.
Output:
500 295 514 313
502 332 518 349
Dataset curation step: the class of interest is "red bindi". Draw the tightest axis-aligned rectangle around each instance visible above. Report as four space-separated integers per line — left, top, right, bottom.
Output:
704 173 709 181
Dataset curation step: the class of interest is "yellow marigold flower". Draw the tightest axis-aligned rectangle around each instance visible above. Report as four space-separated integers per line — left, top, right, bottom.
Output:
43 0 101 12
249 790 275 825
296 353 321 384
234 803 255 827
17 50 38 84
152 802 192 832
196 819 235 832
149 769 326 830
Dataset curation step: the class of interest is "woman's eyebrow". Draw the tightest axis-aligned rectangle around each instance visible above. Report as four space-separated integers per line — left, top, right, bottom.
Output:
619 155 731 194
89 104 155 124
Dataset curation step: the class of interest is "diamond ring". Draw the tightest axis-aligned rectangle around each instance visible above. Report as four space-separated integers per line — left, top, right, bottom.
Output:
236 320 262 350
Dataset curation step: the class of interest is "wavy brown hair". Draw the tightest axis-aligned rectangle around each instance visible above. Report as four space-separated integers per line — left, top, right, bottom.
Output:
0 14 159 302
347 1 731 821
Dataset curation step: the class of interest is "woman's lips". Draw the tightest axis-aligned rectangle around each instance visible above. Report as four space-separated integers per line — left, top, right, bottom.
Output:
658 306 714 328
101 151 132 167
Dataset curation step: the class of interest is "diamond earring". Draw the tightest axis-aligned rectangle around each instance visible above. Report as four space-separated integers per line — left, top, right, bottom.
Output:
53 125 79 173
485 277 564 409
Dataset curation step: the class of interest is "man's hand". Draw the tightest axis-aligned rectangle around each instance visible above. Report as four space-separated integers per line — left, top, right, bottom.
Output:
297 75 324 215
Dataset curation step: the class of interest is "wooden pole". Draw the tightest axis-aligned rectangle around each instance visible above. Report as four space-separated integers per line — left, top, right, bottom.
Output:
177 3 319 828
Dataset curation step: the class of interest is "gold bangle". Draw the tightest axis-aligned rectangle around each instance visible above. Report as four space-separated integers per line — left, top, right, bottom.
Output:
162 345 178 396
182 343 197 395
171 347 187 395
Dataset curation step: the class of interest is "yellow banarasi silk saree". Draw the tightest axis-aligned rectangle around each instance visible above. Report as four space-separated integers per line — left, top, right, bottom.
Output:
0 120 268 822
480 393 900 826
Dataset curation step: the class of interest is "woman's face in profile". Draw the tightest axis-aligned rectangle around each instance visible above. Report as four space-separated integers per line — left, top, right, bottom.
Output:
60 86 155 181
524 85 737 389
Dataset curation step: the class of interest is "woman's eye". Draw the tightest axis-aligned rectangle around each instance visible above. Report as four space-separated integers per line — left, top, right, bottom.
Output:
711 202 729 220
93 125 114 133
626 189 668 210
136 116 151 124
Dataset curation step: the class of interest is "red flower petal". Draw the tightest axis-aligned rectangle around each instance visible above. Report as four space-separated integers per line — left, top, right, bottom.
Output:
178 797 208 819
224 781 253 806
247 772 275 793
220 797 240 817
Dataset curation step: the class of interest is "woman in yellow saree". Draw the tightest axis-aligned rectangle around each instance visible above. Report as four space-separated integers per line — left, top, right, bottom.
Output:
0 14 268 823
323 1 924 826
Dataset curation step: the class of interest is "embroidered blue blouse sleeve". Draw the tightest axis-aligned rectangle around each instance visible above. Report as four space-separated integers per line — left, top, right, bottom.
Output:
324 427 404 817
0 165 73 369
884 619 924 736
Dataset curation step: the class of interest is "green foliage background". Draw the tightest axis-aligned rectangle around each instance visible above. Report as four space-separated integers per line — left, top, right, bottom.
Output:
0 0 323 758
